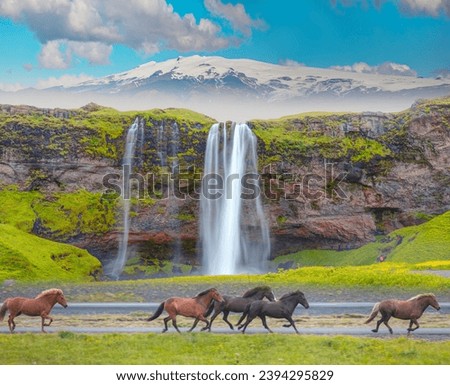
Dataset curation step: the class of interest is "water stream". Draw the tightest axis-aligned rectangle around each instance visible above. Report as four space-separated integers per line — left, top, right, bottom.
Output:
110 117 143 278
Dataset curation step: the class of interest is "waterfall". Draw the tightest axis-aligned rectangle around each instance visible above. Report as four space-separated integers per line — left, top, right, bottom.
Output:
169 122 182 263
110 117 143 279
157 123 167 167
200 122 271 275
169 122 180 174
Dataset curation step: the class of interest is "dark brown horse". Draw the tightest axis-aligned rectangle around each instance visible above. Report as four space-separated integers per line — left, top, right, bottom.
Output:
203 286 276 331
237 290 309 334
0 288 68 333
365 293 441 334
147 288 224 333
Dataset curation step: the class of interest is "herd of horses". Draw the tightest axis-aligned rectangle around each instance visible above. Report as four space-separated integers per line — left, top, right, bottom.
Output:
0 286 441 335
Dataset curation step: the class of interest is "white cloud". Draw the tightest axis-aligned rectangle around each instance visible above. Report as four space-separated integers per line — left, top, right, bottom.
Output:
331 61 417 76
280 59 306 67
0 0 252 69
332 0 450 17
68 41 112 65
38 40 71 69
396 0 450 17
37 39 112 69
204 0 267 37
35 73 95 89
0 82 26 92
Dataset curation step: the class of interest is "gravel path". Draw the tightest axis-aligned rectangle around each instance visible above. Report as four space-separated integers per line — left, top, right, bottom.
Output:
2 280 449 303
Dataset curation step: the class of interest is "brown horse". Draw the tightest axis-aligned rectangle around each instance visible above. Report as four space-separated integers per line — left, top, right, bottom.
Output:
365 293 441 335
0 288 68 333
147 288 224 333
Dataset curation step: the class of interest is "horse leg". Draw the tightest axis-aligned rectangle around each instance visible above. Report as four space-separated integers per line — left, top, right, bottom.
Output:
372 318 383 333
222 311 234 330
194 315 210 332
40 313 54 333
171 317 181 333
162 316 171 333
202 310 219 332
285 315 299 334
43 317 53 327
236 312 248 328
407 319 420 334
382 315 393 334
188 318 200 332
43 315 53 327
7 314 16 333
371 311 391 333
260 315 273 333
241 315 256 334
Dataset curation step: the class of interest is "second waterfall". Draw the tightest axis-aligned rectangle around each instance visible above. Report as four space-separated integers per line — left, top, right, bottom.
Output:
200 122 271 275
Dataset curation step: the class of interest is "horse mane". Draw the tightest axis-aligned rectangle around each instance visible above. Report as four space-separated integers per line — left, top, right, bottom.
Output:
408 293 436 301
193 288 215 298
35 288 63 299
279 290 302 300
242 286 271 298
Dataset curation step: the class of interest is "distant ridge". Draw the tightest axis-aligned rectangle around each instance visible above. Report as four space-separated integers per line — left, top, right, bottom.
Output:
66 55 450 101
1 55 449 120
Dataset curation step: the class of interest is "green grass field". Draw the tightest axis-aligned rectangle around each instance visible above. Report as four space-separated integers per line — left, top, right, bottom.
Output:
0 333 448 365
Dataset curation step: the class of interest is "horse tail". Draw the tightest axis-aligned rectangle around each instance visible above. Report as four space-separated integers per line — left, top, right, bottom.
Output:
147 301 165 321
365 302 380 324
0 300 8 321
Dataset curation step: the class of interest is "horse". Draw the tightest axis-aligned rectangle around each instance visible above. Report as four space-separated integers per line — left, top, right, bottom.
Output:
0 288 68 333
203 286 276 331
365 293 441 335
237 290 309 334
147 288 224 333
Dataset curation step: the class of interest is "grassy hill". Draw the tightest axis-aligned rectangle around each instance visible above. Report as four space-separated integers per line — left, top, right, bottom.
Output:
274 211 450 267
0 187 105 282
0 224 101 282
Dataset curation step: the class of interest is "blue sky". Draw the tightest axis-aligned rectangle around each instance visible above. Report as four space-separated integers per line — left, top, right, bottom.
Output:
0 0 449 90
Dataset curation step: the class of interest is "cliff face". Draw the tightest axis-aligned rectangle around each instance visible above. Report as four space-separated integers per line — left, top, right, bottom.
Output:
0 99 449 273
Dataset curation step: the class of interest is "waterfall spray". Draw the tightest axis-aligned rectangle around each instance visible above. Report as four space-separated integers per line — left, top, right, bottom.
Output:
110 117 143 279
200 122 271 275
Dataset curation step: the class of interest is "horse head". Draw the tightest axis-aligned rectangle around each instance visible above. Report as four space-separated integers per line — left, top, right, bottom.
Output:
428 294 441 311
264 288 276 302
295 291 309 309
56 290 68 308
243 286 276 301
210 288 225 303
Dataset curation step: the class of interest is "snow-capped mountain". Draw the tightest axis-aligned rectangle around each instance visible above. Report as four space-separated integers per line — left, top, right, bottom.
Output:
2 55 449 120
67 55 450 102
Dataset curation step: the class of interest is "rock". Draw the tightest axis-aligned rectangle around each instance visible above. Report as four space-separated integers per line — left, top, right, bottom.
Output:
0 99 449 267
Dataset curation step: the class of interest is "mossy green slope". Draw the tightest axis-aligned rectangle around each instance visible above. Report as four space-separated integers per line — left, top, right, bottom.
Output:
275 211 450 267
251 111 392 165
0 104 215 161
0 187 108 282
0 224 101 282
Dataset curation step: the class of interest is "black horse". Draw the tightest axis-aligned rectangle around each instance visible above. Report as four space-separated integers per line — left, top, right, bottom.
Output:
202 286 276 331
236 290 309 334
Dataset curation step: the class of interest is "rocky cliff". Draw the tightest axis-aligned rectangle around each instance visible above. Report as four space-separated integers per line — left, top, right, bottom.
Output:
0 98 449 276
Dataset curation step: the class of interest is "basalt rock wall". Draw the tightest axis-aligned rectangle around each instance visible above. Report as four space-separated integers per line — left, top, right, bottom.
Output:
0 99 449 270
